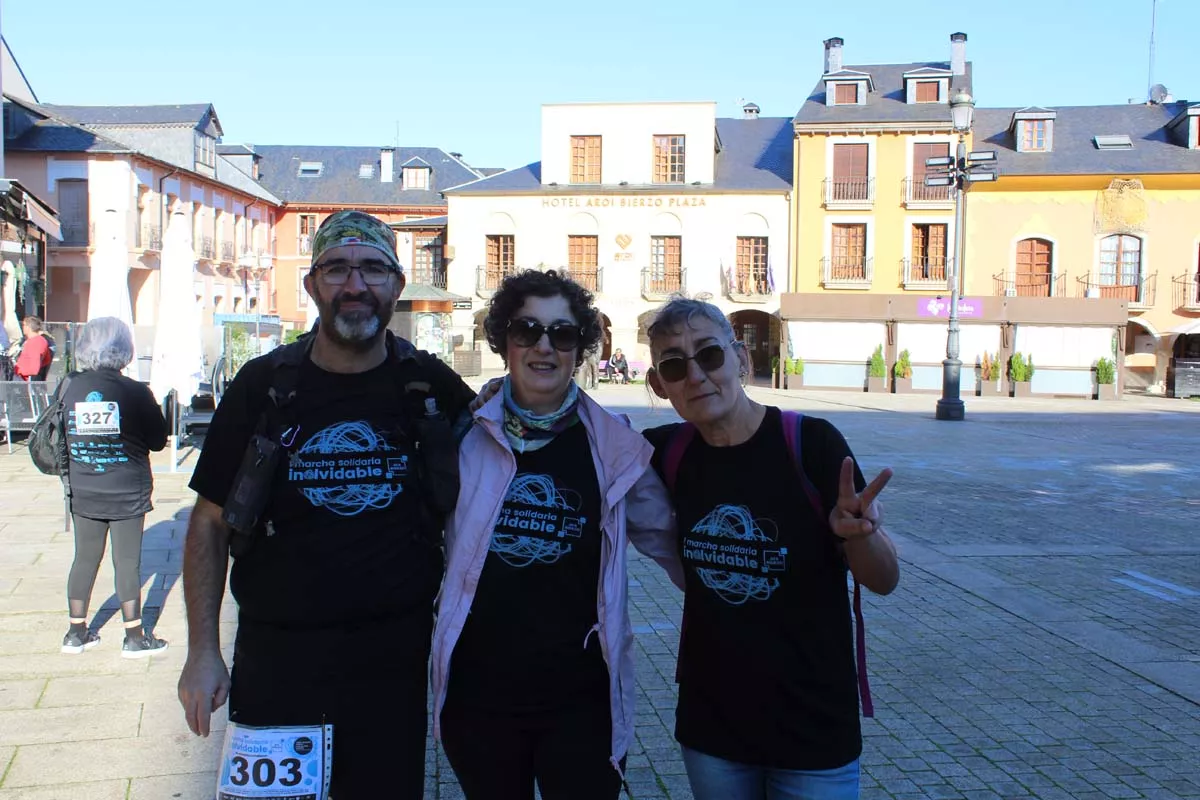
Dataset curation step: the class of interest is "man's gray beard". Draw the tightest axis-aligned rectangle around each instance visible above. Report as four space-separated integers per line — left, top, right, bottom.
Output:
332 312 381 344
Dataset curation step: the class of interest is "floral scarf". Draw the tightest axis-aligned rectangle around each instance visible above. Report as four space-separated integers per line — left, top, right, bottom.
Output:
502 376 580 454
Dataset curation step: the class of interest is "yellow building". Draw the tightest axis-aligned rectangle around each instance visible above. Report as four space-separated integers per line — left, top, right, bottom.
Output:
968 100 1200 395
783 34 1140 399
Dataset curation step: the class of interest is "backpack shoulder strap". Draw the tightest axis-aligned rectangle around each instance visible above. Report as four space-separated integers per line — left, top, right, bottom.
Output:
781 409 874 718
661 422 696 494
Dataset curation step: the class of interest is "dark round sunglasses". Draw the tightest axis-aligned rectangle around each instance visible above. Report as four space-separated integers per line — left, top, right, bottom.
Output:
655 343 728 383
508 318 582 352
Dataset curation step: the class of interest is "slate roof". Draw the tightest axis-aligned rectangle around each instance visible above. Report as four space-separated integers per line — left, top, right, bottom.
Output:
7 114 133 153
251 145 484 207
393 215 448 229
794 61 973 127
44 103 215 128
446 116 793 195
974 102 1200 176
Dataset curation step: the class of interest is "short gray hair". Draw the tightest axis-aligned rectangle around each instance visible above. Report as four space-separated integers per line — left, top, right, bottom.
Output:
645 295 737 361
75 317 135 372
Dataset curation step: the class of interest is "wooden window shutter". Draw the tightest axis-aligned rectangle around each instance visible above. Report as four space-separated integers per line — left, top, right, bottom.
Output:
916 81 939 102
835 83 858 104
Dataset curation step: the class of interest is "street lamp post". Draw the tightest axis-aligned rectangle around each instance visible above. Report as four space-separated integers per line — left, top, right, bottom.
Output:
924 90 997 421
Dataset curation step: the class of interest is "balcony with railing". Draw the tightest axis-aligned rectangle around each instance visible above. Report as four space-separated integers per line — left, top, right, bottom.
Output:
138 224 162 252
641 268 685 300
1076 273 1157 309
220 241 235 263
238 249 257 267
823 177 874 208
56 220 93 248
993 272 1068 297
299 234 314 255
198 235 215 261
255 249 274 269
821 257 873 289
726 267 772 303
476 264 519 297
903 177 954 208
562 266 603 293
410 267 448 288
902 257 950 290
1171 273 1200 311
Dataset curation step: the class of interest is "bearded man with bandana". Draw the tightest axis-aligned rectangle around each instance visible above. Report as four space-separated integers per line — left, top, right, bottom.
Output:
178 211 476 798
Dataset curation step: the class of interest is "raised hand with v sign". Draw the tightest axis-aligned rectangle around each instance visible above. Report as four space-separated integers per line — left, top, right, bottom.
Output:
829 456 893 542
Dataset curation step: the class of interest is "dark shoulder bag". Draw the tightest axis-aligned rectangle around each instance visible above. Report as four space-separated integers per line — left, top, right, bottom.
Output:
29 375 73 476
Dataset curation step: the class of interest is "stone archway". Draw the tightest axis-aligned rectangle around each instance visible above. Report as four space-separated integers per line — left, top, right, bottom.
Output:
728 309 779 380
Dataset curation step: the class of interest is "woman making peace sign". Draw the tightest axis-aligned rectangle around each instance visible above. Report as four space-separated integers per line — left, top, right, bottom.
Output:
641 297 899 800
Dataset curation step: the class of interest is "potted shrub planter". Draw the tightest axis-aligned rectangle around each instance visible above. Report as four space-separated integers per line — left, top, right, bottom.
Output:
866 346 887 392
893 349 913 393
1097 382 1118 400
867 375 887 393
1012 380 1033 398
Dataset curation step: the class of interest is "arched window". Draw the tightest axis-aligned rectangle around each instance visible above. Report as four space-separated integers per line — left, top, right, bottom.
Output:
1015 238 1053 296
1099 235 1142 290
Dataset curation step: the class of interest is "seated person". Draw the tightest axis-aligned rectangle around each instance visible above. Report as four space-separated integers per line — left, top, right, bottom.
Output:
606 349 631 383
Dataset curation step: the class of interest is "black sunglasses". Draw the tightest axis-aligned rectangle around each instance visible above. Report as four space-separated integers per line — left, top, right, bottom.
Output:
655 343 728 383
507 318 582 352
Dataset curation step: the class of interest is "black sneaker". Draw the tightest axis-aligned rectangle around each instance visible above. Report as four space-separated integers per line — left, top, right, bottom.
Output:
61 629 100 654
121 633 169 659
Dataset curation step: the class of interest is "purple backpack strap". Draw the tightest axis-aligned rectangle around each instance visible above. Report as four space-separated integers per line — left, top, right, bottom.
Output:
780 411 875 718
662 422 697 494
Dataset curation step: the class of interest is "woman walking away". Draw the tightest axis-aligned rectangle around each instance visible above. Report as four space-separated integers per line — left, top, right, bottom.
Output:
60 317 169 658
432 269 682 800
642 296 899 800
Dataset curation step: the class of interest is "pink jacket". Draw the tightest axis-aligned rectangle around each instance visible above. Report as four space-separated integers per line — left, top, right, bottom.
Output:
431 390 684 768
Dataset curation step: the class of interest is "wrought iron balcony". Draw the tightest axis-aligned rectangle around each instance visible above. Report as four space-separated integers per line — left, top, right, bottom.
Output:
823 177 874 207
220 241 235 262
1171 273 1200 311
903 177 954 206
726 267 772 302
562 266 603 293
1076 273 1157 309
820 257 873 288
902 257 950 290
299 235 314 255
476 264 519 297
139 224 162 251
992 272 1067 298
641 267 685 300
57 220 93 247
198 235 215 260
409 268 448 288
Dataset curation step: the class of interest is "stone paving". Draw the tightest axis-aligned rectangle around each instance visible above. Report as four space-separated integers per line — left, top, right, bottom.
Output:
1 386 1198 799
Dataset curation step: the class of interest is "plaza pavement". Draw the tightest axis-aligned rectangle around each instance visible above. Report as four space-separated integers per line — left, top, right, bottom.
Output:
0 385 1198 799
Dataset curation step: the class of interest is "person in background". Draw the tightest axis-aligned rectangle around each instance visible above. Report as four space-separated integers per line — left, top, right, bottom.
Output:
607 348 631 384
641 296 899 800
15 316 54 381
580 344 601 389
432 269 682 800
59 316 169 657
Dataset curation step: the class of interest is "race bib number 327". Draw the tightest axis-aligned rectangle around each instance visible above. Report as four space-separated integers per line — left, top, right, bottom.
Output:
217 722 333 800
74 401 120 435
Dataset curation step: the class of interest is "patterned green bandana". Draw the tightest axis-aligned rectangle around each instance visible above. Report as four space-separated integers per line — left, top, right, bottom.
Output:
310 210 401 269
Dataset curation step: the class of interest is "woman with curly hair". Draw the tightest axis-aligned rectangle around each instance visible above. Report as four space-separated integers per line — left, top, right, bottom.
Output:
431 269 683 799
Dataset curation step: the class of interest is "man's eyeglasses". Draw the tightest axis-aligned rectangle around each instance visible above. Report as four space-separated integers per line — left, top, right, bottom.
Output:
654 343 728 383
507 319 581 352
312 262 397 286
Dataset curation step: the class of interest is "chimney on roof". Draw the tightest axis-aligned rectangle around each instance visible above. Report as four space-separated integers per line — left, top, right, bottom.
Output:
742 102 760 119
823 37 844 74
950 32 967 77
381 147 394 183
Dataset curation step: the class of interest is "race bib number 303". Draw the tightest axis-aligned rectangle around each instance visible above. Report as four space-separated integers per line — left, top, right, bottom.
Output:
216 722 333 800
74 401 121 435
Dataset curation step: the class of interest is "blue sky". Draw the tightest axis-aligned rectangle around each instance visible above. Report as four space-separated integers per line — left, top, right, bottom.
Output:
5 0 1196 171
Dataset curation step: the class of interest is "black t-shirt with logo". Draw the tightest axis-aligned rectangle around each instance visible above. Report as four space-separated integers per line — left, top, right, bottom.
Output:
63 368 168 520
643 407 868 771
190 347 474 630
448 421 608 712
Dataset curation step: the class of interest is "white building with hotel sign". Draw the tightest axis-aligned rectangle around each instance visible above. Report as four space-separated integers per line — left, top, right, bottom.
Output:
444 101 794 375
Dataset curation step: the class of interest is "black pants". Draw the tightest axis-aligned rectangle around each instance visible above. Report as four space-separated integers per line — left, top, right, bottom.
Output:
441 694 624 800
228 611 432 800
68 514 146 605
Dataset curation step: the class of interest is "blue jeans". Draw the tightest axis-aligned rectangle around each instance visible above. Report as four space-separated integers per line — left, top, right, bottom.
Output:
682 746 860 800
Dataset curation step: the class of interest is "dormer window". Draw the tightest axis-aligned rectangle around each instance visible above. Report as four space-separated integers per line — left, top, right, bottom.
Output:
403 167 430 190
902 68 951 105
1011 108 1057 153
298 161 323 178
194 133 216 172
916 81 939 102
823 66 873 107
835 84 858 104
359 164 375 178
1093 135 1133 151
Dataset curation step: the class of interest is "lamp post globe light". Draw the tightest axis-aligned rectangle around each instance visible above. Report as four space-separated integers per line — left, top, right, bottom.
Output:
925 89 996 421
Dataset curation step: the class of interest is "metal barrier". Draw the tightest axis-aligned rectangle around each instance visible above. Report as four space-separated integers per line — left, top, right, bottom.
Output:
0 380 53 453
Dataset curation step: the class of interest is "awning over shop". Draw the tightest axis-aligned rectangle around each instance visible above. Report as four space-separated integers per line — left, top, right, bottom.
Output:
0 178 62 240
24 193 61 241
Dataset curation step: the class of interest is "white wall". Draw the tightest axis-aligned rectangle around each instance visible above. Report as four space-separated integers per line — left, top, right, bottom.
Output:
447 190 790 368
540 103 718 186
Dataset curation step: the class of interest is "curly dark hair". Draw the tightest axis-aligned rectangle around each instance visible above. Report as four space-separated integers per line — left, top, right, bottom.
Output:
484 269 603 366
